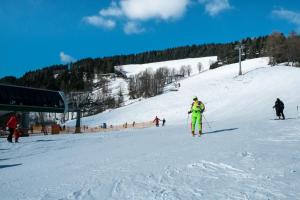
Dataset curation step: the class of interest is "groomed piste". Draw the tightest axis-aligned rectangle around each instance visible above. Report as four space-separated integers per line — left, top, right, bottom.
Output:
1 57 300 200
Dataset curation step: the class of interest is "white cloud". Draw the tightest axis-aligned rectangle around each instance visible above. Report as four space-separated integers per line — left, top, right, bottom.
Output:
124 22 145 34
82 16 116 29
83 0 190 34
272 8 300 27
99 1 123 17
60 52 76 63
199 0 231 16
120 0 190 21
83 0 232 34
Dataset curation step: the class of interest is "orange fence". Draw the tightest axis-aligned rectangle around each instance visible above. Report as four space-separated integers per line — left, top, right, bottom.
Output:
29 121 155 135
64 121 155 133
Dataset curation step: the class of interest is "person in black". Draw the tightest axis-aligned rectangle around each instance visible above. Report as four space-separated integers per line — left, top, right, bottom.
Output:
273 98 285 120
162 118 166 126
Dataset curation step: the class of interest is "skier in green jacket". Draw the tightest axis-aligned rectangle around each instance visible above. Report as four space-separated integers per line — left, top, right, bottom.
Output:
188 96 205 136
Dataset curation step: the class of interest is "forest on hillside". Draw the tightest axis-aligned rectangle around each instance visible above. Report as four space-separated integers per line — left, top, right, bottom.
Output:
0 35 267 91
1 32 299 93
0 32 299 117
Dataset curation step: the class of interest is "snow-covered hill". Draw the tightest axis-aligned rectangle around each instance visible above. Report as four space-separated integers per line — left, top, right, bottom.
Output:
115 56 218 77
68 57 300 126
1 57 300 200
80 56 218 120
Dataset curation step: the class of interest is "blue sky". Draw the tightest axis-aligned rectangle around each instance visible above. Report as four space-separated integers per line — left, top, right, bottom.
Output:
0 0 300 78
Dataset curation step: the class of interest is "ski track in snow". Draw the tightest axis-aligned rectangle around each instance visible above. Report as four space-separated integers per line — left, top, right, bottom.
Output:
32 121 300 200
59 159 292 200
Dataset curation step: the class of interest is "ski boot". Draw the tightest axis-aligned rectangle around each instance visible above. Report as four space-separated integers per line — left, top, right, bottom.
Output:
191 131 195 137
198 131 202 137
7 137 13 143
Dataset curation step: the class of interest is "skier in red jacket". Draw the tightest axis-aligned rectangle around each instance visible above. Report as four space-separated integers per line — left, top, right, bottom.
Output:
6 113 19 143
153 116 161 127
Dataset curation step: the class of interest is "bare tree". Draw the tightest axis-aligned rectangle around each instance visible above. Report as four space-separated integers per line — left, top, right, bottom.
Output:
186 65 192 76
197 62 202 73
128 76 137 99
38 112 48 134
154 67 169 95
138 69 153 97
170 68 177 83
129 67 172 99
266 32 287 65
287 31 300 66
180 66 187 77
100 78 109 98
117 86 124 107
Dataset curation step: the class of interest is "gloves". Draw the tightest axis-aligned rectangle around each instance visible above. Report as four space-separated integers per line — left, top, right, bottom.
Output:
188 111 192 114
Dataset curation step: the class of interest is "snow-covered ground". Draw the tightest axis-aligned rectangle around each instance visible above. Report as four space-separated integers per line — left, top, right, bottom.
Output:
115 56 218 77
92 77 130 104
1 57 300 200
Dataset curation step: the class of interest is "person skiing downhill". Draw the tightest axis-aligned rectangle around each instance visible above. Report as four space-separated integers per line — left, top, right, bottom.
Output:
188 96 205 136
273 98 285 120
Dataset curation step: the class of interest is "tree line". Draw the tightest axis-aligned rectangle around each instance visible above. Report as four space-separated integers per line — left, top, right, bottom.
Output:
266 31 300 66
128 65 200 99
0 34 272 92
1 32 300 117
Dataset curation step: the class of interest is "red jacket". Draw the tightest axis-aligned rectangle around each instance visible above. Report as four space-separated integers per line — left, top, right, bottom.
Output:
7 116 17 129
153 117 160 124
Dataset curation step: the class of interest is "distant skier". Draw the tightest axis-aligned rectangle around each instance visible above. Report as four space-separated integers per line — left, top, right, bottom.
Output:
162 118 166 126
6 113 19 143
153 116 160 127
188 96 205 136
273 98 285 120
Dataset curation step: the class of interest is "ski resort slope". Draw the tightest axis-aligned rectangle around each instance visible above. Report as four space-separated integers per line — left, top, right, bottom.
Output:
68 57 300 126
1 57 300 200
115 56 218 77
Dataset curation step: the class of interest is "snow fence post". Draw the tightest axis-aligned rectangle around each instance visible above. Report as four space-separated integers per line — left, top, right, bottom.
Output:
75 109 81 133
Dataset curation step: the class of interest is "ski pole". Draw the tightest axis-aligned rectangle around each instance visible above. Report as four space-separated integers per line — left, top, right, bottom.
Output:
203 114 212 130
187 113 190 132
297 106 299 118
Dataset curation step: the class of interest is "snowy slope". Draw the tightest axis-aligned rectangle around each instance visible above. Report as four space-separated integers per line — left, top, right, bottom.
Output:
91 77 130 103
115 56 218 77
68 57 299 126
1 57 300 200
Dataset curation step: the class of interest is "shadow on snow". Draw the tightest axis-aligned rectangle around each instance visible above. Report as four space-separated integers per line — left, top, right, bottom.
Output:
270 117 298 120
0 158 10 162
0 163 22 169
203 128 239 135
35 139 56 142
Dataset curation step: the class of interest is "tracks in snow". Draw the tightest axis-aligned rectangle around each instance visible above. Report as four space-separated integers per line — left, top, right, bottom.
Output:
107 160 288 199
